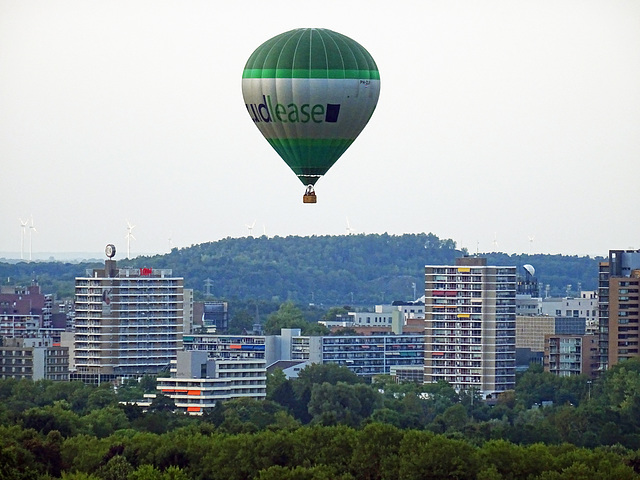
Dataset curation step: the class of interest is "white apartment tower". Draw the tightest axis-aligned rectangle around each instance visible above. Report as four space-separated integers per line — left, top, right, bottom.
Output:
424 257 516 396
73 247 184 383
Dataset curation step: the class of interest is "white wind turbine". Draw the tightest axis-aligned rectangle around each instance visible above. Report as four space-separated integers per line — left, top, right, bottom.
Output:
125 220 136 258
345 217 356 235
528 235 535 255
493 232 499 252
28 216 37 261
19 218 28 260
245 220 256 237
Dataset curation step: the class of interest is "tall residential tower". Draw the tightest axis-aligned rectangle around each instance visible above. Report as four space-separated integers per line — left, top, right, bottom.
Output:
424 257 516 395
73 245 184 383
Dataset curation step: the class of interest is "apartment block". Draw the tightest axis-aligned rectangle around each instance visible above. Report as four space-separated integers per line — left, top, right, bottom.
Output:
0 284 45 337
73 256 184 383
0 337 69 381
425 257 516 395
544 334 598 377
157 350 266 415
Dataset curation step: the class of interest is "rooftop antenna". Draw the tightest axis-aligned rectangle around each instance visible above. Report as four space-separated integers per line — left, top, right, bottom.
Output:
346 217 356 235
125 220 136 259
28 215 37 261
245 220 256 237
19 218 28 260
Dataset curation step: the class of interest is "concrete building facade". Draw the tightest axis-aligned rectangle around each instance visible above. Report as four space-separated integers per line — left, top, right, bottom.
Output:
0 337 69 381
544 334 598 378
73 257 184 383
157 350 266 415
424 257 516 395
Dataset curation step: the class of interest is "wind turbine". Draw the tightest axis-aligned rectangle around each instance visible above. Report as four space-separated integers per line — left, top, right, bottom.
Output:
528 235 535 255
493 232 499 252
345 217 356 235
19 218 28 260
125 220 136 258
245 220 256 237
28 216 37 261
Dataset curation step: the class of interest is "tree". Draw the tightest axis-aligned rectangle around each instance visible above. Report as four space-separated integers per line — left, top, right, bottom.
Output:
308 382 364 427
86 385 118 411
228 309 257 334
264 302 307 334
95 455 133 480
266 369 287 398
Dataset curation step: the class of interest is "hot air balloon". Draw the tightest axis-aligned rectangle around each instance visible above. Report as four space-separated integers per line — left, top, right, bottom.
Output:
242 28 380 203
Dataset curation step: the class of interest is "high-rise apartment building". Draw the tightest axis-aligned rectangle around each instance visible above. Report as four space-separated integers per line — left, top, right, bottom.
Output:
598 250 640 371
424 257 516 395
73 251 184 383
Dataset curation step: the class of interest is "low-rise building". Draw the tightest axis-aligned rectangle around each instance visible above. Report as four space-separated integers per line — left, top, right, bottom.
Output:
544 334 598 378
156 350 266 415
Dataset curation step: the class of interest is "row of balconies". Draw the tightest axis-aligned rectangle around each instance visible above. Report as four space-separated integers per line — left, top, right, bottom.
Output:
431 368 483 376
0 366 33 373
432 338 483 345
431 360 483 368
429 375 482 384
432 330 483 337
0 359 33 365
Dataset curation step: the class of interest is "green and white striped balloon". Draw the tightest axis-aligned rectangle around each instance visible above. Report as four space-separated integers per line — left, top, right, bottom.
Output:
242 28 380 188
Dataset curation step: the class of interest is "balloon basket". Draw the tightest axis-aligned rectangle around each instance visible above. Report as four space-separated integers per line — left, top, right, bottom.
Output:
303 185 317 204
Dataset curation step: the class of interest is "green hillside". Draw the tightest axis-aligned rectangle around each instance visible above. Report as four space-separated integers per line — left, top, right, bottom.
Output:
0 233 603 306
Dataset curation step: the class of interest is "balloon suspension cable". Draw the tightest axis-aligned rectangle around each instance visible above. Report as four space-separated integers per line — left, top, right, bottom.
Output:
303 185 317 204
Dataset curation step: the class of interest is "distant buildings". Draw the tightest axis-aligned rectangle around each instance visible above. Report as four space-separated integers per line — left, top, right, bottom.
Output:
319 300 424 330
424 257 516 396
73 254 184 384
193 300 229 333
0 284 46 337
3 242 629 404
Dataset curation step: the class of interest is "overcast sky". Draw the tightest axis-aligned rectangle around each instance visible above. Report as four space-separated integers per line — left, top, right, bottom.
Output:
1 0 639 260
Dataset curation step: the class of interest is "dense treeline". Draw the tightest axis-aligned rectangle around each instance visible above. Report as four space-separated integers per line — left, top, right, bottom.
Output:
0 233 602 304
3 361 640 478
3 423 638 479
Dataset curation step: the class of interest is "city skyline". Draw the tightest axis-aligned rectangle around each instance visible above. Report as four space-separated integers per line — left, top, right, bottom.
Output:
1 1 639 259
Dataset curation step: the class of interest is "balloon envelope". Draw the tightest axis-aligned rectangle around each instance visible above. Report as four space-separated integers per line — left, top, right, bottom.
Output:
242 28 380 186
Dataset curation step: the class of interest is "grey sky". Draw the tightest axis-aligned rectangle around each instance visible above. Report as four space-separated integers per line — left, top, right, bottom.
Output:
1 0 639 259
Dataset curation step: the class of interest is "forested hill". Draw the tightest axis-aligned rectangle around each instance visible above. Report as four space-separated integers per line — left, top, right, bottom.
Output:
0 233 603 305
